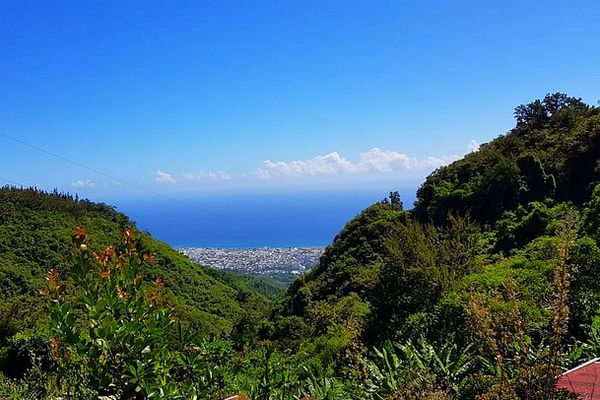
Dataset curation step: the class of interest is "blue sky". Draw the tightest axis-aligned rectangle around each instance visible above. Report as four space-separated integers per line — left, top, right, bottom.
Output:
1 0 600 200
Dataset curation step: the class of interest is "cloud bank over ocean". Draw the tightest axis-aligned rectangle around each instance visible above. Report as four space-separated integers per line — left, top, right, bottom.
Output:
149 141 478 191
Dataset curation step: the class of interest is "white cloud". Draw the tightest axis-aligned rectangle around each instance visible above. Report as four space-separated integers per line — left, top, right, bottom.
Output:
358 148 460 171
149 142 472 185
182 170 232 182
257 148 460 179
155 170 176 184
71 179 95 188
356 148 410 172
467 140 480 153
257 152 358 178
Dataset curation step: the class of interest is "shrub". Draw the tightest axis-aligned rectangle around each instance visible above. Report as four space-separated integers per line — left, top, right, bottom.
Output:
43 227 225 399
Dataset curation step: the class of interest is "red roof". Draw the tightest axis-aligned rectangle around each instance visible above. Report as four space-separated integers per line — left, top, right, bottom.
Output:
557 358 600 399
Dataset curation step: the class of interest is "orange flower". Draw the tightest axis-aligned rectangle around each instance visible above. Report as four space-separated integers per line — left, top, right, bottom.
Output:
104 246 115 258
146 292 158 302
154 277 164 289
94 247 115 265
142 252 155 261
116 286 130 300
124 227 135 244
99 269 111 279
72 226 87 245
46 268 60 281
38 288 49 297
93 251 104 263
134 273 143 284
46 268 60 291
169 314 178 322
50 336 69 361
50 336 60 357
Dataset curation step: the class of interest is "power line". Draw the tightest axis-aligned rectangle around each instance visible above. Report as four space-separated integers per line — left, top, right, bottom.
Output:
0 175 201 240
0 132 227 220
0 177 28 187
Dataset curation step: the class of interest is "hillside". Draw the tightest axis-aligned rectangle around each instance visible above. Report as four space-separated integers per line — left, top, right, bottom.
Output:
0 187 252 339
414 93 600 224
275 94 600 390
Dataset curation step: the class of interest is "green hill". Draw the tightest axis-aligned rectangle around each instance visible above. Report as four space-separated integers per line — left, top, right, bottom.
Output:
280 93 600 352
414 93 600 224
0 187 250 339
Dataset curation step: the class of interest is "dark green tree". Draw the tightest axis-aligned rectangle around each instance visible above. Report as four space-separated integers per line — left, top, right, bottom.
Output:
514 92 586 128
389 191 403 209
518 154 556 204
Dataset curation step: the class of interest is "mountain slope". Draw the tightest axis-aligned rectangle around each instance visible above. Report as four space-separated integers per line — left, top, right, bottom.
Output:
414 93 600 225
283 201 408 317
280 93 600 350
0 187 244 338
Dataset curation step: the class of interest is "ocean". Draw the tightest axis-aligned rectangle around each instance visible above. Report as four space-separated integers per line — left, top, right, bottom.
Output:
110 189 417 248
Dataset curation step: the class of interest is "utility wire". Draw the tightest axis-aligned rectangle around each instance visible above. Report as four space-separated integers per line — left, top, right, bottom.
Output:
0 177 28 187
0 132 227 220
0 175 202 241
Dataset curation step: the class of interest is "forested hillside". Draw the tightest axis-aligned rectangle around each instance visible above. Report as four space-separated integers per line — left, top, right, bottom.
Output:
273 93 600 397
415 93 600 224
284 94 600 339
0 187 266 340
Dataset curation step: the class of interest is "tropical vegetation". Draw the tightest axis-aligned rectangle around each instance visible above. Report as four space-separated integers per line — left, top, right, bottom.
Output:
2 93 600 398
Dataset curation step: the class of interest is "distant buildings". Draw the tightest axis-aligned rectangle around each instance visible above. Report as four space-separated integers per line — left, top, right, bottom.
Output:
179 247 323 277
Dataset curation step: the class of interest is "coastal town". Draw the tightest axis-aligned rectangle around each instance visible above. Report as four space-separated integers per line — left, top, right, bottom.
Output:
179 246 324 278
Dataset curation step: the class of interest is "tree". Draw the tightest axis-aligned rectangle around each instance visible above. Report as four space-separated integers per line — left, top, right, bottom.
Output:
514 93 586 128
584 183 600 237
518 154 556 203
389 191 403 209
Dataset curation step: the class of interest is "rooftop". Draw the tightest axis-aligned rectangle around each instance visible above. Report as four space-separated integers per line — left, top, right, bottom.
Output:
557 358 600 399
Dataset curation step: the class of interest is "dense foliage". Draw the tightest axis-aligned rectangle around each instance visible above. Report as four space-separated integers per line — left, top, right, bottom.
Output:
0 187 273 374
2 93 600 398
414 93 600 224
277 93 600 398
